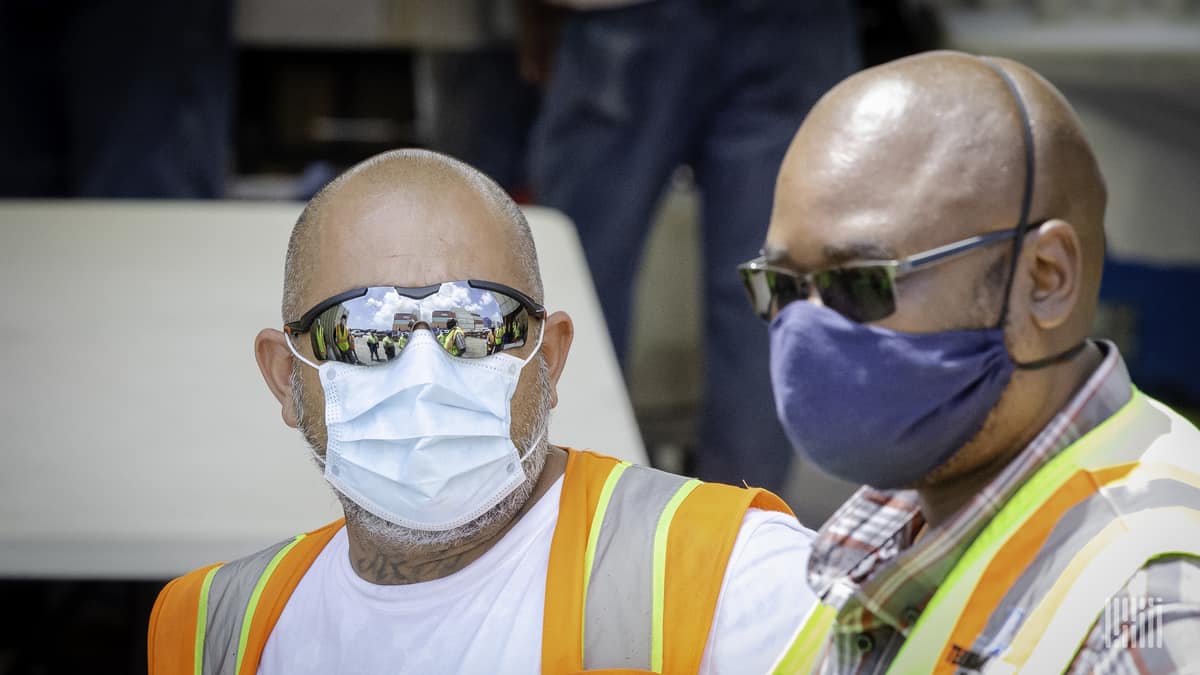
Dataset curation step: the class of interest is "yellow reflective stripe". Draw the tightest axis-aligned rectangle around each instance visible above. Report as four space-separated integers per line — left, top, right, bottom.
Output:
581 461 630 649
650 478 701 672
770 602 837 674
1002 506 1200 672
233 534 306 675
889 390 1144 672
996 462 1200 669
193 565 221 675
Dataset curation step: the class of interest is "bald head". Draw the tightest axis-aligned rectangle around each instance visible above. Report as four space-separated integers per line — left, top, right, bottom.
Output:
769 50 1106 335
282 149 542 323
766 51 1112 495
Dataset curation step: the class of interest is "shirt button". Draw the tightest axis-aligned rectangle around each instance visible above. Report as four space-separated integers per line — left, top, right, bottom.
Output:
855 633 874 653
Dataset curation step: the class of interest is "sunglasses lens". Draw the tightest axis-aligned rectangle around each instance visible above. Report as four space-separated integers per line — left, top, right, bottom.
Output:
739 265 812 320
815 267 896 323
738 267 771 319
305 283 533 364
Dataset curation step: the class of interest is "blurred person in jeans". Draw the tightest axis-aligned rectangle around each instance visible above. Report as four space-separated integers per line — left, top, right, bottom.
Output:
523 0 860 491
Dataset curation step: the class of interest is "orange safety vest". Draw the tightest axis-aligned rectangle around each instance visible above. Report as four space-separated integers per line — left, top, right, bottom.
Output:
148 449 791 674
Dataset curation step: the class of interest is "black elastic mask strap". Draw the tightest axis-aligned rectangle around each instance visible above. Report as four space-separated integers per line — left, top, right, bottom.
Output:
982 59 1037 330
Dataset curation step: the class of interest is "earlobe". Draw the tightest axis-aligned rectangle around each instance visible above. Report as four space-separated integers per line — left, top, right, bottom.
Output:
254 328 301 428
540 311 574 409
1027 220 1082 331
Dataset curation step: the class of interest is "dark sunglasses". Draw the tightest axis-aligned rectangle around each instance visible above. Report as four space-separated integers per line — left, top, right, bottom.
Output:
738 222 1046 324
285 280 546 364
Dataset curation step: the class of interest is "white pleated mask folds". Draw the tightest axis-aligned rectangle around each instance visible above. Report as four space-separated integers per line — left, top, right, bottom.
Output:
289 327 544 531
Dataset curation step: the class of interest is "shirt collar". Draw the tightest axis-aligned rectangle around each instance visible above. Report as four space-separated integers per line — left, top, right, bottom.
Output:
806 340 1132 634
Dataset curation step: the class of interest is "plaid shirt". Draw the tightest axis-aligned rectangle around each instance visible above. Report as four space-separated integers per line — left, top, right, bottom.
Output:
807 341 1200 674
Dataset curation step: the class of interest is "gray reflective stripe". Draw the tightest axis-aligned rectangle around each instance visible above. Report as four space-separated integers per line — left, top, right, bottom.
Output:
583 465 689 671
971 476 1200 655
201 538 292 675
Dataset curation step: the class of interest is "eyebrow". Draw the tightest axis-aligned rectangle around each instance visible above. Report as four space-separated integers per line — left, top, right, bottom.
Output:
821 241 898 266
762 240 899 271
762 244 795 267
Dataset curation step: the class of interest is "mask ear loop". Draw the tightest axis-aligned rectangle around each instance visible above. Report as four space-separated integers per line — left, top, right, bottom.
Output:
982 59 1036 333
982 60 1087 370
515 319 547 369
284 330 321 370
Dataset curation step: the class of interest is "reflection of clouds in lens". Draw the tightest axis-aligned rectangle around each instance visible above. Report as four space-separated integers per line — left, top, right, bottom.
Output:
352 284 514 328
366 289 421 329
428 284 489 315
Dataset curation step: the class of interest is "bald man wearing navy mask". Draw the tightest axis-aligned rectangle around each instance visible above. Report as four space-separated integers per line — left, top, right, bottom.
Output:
750 52 1200 673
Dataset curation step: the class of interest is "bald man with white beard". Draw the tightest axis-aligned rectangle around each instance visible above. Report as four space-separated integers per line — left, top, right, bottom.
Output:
148 149 819 675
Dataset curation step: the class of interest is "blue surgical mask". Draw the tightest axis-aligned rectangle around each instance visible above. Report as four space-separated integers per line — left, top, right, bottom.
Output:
768 301 1015 488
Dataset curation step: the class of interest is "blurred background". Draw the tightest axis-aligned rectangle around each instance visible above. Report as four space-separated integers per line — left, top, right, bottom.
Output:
1 0 1197 671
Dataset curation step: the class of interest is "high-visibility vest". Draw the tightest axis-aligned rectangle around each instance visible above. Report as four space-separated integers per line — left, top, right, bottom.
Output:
314 324 326 357
771 388 1200 674
147 449 792 675
444 327 465 356
334 323 349 351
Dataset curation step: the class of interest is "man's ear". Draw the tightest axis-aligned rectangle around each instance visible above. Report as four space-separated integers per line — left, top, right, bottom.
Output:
540 311 574 409
1026 219 1082 331
255 328 300 428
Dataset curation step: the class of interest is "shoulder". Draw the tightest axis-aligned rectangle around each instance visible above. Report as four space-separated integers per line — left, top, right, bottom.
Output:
151 520 344 628
725 508 814 578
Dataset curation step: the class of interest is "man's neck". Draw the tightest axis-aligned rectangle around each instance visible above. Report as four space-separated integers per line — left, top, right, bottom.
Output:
916 342 1102 529
346 445 568 585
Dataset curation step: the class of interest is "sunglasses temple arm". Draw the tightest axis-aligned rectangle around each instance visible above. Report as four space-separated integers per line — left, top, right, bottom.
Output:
900 229 1019 275
285 332 320 370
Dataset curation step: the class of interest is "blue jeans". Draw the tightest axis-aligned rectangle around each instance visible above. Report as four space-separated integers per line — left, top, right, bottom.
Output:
530 0 859 490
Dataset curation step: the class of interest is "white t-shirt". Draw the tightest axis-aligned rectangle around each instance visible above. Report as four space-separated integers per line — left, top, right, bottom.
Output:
259 477 815 674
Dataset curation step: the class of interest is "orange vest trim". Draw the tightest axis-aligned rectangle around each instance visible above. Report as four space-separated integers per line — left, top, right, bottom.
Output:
147 520 344 675
147 562 222 675
543 449 618 673
663 483 791 675
541 449 794 674
236 520 344 675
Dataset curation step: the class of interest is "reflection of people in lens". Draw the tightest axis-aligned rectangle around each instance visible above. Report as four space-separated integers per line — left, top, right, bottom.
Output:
382 333 396 360
441 319 466 357
335 315 358 364
314 321 329 362
366 332 380 361
485 326 496 355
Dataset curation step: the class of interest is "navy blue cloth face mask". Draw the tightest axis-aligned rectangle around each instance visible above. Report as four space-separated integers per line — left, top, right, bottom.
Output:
751 61 1084 489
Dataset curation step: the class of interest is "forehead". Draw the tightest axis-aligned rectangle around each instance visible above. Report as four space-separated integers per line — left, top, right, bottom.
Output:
303 182 527 308
766 137 1016 272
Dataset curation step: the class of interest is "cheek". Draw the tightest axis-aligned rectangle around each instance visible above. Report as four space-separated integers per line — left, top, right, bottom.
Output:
507 366 538 436
876 270 972 333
